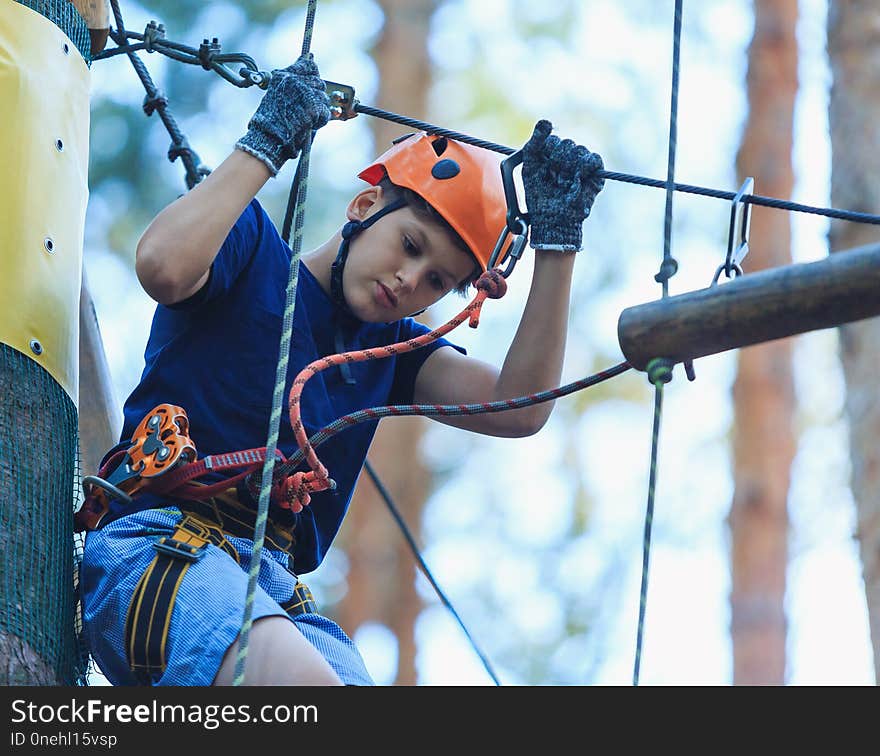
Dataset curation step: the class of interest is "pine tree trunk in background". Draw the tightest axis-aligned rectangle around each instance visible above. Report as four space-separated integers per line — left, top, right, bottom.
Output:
335 0 437 686
729 0 798 685
827 0 880 681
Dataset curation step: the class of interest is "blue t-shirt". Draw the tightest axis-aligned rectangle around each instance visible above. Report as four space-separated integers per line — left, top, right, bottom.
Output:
117 199 463 573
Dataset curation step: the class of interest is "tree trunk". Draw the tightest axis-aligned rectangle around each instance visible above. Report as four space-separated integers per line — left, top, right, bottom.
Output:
729 0 798 685
1 0 90 686
827 0 880 681
335 0 437 686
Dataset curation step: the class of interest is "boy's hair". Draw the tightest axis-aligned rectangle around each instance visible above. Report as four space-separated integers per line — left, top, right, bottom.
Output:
377 175 482 296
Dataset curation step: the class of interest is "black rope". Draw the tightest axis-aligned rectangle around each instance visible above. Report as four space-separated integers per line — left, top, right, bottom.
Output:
354 103 880 228
354 104 516 154
634 359 674 684
363 461 502 686
633 0 683 688
108 1 208 190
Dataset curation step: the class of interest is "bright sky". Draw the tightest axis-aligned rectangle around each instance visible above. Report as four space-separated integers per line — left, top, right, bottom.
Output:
84 0 876 685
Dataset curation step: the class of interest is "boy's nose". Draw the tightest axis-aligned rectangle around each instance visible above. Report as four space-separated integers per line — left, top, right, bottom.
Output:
394 265 418 294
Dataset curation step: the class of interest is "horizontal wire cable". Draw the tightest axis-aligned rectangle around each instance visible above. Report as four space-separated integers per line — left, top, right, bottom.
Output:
355 103 880 226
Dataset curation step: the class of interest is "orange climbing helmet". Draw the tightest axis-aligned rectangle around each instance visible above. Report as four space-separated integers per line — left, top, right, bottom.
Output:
358 132 509 270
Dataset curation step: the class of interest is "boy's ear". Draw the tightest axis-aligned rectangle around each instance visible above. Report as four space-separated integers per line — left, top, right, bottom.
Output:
346 186 384 222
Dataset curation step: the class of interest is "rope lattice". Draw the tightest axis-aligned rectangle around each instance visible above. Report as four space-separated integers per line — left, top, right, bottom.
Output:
108 0 209 189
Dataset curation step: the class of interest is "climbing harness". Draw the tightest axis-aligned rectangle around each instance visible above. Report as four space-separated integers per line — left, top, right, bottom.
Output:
123 506 315 685
74 403 306 532
75 405 317 685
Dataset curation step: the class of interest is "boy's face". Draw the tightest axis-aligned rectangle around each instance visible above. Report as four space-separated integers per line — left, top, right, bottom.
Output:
343 189 477 323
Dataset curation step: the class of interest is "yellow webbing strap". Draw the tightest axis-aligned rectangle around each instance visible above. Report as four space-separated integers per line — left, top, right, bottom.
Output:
0 1 90 402
124 514 239 684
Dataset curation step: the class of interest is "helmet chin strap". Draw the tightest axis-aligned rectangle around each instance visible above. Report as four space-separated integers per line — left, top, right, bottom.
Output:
330 197 407 319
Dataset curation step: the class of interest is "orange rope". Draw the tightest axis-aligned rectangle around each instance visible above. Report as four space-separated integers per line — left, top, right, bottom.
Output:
278 269 507 511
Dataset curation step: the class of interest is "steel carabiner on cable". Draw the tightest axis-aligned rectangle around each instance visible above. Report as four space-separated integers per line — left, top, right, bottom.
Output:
487 149 530 277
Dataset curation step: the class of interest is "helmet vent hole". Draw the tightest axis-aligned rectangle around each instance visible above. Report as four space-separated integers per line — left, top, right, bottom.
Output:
431 137 448 156
431 159 460 180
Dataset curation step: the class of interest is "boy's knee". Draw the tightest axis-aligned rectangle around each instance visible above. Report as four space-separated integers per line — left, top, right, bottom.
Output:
213 616 343 686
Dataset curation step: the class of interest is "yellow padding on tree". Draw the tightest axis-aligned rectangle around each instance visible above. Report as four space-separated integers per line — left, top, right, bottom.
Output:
0 1 90 402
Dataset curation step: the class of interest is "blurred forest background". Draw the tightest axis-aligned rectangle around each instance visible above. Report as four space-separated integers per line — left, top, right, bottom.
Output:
81 0 879 684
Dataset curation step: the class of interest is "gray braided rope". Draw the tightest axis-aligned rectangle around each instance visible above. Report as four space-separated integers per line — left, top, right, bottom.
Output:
276 363 632 476
232 0 318 687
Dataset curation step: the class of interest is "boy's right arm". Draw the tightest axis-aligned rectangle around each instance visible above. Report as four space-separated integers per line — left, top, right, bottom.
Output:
135 150 272 305
135 53 330 306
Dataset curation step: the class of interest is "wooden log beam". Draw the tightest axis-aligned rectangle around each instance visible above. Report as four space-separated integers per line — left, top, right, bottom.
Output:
617 243 880 371
79 270 122 476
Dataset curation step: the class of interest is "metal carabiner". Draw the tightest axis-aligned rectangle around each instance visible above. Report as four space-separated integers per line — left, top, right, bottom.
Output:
724 177 754 277
486 150 530 277
488 218 529 278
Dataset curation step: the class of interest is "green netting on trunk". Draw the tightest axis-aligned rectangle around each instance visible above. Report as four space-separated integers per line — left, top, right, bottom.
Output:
0 344 87 684
15 0 91 65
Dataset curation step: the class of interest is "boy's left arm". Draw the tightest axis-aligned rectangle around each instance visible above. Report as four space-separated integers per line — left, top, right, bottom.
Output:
414 251 575 438
413 121 605 438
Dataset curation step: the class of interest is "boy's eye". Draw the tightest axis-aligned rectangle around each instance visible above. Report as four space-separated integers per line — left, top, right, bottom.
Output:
428 273 445 291
403 236 419 255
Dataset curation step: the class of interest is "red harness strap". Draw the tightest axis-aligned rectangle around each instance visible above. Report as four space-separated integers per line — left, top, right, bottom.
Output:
74 405 298 531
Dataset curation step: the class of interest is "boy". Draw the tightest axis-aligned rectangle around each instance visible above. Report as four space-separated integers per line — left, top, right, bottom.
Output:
80 54 604 685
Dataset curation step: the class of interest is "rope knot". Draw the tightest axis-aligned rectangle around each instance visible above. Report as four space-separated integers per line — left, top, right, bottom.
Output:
274 472 311 512
341 220 362 240
645 357 674 387
653 257 679 284
273 469 335 512
475 269 507 299
142 90 168 117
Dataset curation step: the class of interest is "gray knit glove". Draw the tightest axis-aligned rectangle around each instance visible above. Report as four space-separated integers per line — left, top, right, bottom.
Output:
235 53 331 176
522 119 605 251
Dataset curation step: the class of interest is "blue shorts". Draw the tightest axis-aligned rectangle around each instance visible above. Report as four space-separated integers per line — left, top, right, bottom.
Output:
80 507 374 686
